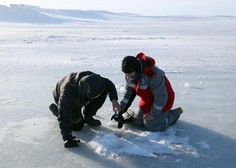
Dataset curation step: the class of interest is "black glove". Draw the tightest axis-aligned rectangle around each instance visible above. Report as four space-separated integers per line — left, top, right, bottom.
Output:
111 110 124 122
117 115 124 129
64 136 80 148
111 113 120 122
111 112 124 129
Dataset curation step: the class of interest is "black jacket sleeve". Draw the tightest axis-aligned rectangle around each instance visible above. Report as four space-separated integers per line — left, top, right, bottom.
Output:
57 85 78 141
101 77 118 101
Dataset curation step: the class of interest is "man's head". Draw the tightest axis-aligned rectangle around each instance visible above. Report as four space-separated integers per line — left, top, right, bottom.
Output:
121 56 140 73
80 74 105 98
121 56 141 80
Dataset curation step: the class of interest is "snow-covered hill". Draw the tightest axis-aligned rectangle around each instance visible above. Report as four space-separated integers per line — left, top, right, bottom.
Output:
1 4 236 24
0 4 138 23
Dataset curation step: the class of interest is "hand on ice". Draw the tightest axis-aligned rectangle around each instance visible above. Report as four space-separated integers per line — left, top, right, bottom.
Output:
64 136 80 148
111 112 124 129
111 113 120 122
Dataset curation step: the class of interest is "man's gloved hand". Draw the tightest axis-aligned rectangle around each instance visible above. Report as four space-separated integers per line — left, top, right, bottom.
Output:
64 136 80 148
111 112 124 129
111 113 120 122
117 115 124 129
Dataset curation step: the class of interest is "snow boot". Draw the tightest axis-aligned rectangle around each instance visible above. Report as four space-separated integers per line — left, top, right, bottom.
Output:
84 116 101 127
49 103 58 117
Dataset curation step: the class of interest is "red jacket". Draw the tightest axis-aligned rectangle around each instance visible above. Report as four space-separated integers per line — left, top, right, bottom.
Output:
121 53 175 115
135 75 175 113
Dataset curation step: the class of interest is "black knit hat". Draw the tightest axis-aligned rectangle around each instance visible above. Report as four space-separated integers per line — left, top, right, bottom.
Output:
121 56 140 73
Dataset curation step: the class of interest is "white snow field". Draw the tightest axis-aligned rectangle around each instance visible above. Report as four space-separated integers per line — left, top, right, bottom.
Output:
0 5 236 168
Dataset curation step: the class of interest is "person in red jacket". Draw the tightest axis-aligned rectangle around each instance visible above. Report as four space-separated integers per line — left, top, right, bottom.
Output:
113 52 183 131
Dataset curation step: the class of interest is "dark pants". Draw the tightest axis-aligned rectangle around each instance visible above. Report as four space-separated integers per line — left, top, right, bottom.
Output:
132 107 182 131
83 91 107 117
52 84 107 125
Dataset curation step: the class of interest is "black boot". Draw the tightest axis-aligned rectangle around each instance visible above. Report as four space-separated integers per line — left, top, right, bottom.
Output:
84 116 101 127
49 103 58 117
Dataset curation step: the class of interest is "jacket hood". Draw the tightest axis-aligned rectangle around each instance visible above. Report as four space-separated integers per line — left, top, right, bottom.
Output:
78 74 105 98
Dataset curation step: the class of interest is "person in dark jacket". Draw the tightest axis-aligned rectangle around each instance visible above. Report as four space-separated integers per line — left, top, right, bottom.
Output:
49 71 121 148
112 52 183 131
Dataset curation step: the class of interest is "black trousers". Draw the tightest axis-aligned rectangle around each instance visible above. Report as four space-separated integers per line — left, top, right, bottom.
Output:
83 91 107 117
52 85 107 122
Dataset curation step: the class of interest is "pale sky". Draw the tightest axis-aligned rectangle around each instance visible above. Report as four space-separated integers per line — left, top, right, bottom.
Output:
0 0 235 16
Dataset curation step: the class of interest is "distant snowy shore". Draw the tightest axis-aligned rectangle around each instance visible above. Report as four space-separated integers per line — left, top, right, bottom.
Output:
1 4 236 24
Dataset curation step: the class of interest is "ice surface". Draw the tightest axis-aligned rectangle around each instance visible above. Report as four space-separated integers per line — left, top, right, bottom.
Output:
0 6 236 168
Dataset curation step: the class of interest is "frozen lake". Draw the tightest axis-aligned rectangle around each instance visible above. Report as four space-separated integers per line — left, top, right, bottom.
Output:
0 16 236 168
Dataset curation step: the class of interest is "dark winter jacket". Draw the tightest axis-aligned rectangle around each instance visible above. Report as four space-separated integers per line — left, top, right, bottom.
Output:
53 71 118 141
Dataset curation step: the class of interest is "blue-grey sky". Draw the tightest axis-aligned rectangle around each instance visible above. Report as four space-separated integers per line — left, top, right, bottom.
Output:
0 0 235 16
